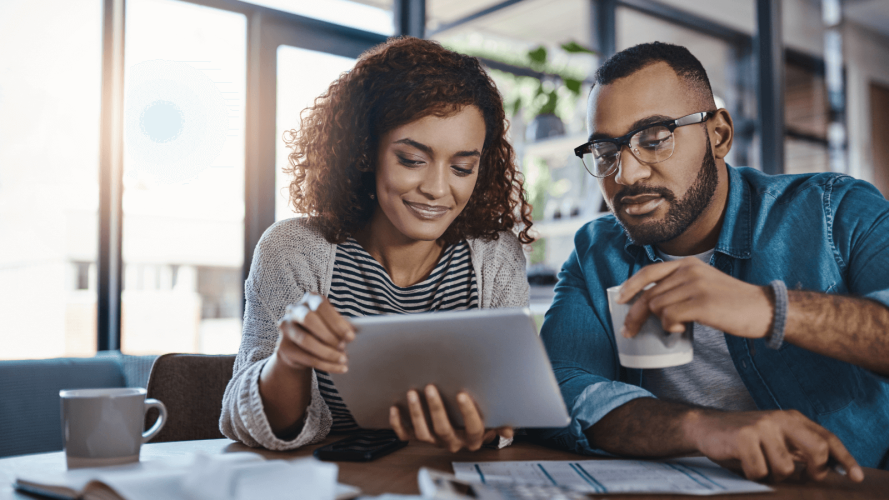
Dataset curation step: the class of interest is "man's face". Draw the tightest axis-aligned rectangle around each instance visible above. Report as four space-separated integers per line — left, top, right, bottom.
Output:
587 62 718 247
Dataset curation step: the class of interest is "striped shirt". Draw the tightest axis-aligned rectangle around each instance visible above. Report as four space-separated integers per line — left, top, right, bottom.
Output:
317 238 479 432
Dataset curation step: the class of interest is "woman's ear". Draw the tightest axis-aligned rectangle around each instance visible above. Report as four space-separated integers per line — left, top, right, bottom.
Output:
710 108 734 160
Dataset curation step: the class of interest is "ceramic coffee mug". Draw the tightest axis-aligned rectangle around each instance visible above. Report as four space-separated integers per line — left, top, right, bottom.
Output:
60 388 167 468
607 285 694 368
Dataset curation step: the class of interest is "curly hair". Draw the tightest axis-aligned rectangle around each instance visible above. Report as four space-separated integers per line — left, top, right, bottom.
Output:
283 37 534 245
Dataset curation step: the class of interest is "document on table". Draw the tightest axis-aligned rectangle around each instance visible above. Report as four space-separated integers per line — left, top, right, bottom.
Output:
452 457 772 496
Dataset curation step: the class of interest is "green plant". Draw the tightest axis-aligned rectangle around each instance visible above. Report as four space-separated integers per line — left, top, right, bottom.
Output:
511 41 596 118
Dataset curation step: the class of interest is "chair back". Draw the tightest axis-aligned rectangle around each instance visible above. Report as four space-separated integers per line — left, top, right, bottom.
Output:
144 353 235 442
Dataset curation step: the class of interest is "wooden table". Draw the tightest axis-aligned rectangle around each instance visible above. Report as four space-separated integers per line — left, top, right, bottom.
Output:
1 437 887 499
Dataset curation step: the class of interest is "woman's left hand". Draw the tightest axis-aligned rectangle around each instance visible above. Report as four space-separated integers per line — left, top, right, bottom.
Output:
389 384 514 452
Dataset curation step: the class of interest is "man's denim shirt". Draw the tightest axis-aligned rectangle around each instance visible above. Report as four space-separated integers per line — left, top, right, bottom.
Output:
538 165 889 469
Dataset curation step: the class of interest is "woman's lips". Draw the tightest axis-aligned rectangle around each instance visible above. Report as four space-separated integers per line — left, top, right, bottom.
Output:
620 195 665 216
404 200 450 220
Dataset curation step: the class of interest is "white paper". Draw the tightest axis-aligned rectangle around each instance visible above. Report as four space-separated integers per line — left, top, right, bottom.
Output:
452 457 772 496
16 452 346 500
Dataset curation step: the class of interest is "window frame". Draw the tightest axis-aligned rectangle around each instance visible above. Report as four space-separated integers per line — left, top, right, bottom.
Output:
97 0 390 352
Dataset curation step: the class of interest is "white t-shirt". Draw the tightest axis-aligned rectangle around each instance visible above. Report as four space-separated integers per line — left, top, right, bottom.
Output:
640 248 759 412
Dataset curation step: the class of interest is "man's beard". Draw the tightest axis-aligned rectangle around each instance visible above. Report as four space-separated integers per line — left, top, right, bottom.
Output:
610 133 718 247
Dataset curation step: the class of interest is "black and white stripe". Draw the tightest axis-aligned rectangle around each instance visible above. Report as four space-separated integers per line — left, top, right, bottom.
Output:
317 238 479 433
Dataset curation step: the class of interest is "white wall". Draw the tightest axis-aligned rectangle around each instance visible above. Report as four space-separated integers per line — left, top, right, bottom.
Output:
843 25 889 183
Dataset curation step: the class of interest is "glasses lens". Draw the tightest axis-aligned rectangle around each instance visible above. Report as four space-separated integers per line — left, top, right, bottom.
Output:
629 126 674 164
581 142 619 177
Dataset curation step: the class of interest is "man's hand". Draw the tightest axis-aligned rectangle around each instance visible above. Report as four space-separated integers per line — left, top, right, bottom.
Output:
617 257 773 340
687 409 864 483
588 399 864 484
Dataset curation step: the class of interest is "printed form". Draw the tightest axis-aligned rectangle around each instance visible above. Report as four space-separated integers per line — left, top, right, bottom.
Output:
452 457 772 495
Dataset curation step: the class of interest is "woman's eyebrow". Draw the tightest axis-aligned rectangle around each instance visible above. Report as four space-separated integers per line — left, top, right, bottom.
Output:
393 138 480 158
453 150 480 158
393 138 432 154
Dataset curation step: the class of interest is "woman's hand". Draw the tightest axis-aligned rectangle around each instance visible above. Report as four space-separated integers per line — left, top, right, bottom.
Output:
275 292 356 374
389 384 514 452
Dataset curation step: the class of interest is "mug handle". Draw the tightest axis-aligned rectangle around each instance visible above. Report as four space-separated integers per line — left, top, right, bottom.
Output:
142 398 167 443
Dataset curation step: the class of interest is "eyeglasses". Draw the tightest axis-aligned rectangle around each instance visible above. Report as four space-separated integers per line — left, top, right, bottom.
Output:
574 111 714 178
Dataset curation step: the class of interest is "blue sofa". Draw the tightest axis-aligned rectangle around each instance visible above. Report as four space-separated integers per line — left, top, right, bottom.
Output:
0 352 157 458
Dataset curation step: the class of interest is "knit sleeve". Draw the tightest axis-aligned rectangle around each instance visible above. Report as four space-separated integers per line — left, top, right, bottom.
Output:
487 231 531 309
219 220 333 449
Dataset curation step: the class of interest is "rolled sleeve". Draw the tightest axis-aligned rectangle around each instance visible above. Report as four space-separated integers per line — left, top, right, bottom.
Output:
535 245 654 455
561 380 654 455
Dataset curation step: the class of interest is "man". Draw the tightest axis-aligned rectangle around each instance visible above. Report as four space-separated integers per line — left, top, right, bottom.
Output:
538 42 889 483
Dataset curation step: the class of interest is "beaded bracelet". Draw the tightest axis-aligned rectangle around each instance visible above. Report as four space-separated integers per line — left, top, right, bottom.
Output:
767 280 788 350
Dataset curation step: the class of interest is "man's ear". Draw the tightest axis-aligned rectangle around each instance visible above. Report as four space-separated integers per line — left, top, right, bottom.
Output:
710 108 734 160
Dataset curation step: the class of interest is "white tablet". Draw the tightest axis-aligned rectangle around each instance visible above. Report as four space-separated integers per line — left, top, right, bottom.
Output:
329 308 571 430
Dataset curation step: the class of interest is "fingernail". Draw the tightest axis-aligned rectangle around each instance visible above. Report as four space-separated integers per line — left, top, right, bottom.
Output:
339 354 347 363
341 366 348 373
408 391 418 403
621 326 630 338
458 393 469 403
852 466 864 482
347 330 356 341
425 385 436 397
338 341 346 350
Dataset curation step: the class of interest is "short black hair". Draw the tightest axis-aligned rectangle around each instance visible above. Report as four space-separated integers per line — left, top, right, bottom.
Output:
594 42 714 102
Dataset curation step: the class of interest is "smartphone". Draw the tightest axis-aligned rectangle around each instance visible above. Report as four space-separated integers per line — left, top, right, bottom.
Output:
313 430 407 462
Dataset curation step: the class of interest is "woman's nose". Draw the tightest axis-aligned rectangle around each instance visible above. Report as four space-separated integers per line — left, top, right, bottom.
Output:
419 163 449 199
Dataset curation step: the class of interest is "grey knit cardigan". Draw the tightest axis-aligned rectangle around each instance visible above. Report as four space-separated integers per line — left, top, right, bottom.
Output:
219 217 530 450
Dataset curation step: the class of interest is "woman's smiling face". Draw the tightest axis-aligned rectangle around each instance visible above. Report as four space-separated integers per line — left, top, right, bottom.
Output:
373 105 486 242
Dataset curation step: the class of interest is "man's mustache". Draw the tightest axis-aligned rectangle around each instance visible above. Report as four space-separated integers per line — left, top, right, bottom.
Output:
613 185 676 208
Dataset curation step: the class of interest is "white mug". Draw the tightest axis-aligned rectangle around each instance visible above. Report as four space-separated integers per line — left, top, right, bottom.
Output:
607 285 694 368
60 388 167 468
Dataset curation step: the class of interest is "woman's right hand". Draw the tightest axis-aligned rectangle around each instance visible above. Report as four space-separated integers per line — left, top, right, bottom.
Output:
275 292 356 374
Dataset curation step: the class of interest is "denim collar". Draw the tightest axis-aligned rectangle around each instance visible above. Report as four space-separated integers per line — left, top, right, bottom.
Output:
623 164 752 262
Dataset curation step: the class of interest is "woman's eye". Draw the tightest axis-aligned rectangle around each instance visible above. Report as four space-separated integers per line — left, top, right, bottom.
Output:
452 165 474 176
397 155 424 167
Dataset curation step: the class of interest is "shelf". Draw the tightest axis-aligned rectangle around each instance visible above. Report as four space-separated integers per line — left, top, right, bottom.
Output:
522 132 587 159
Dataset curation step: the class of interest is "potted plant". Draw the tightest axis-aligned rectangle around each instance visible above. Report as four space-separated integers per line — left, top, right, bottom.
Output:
520 41 595 142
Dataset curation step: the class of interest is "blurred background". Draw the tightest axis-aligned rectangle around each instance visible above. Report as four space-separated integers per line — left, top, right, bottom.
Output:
1 0 887 360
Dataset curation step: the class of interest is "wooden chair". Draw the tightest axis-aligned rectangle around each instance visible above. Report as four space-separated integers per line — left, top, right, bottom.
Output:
144 353 236 442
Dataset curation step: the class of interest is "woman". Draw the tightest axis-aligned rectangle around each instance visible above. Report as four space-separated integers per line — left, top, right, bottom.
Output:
220 37 533 452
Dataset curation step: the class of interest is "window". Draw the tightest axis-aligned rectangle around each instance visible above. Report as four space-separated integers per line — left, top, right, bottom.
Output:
785 59 830 175
275 46 356 221
0 0 103 360
242 0 393 35
121 0 247 355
